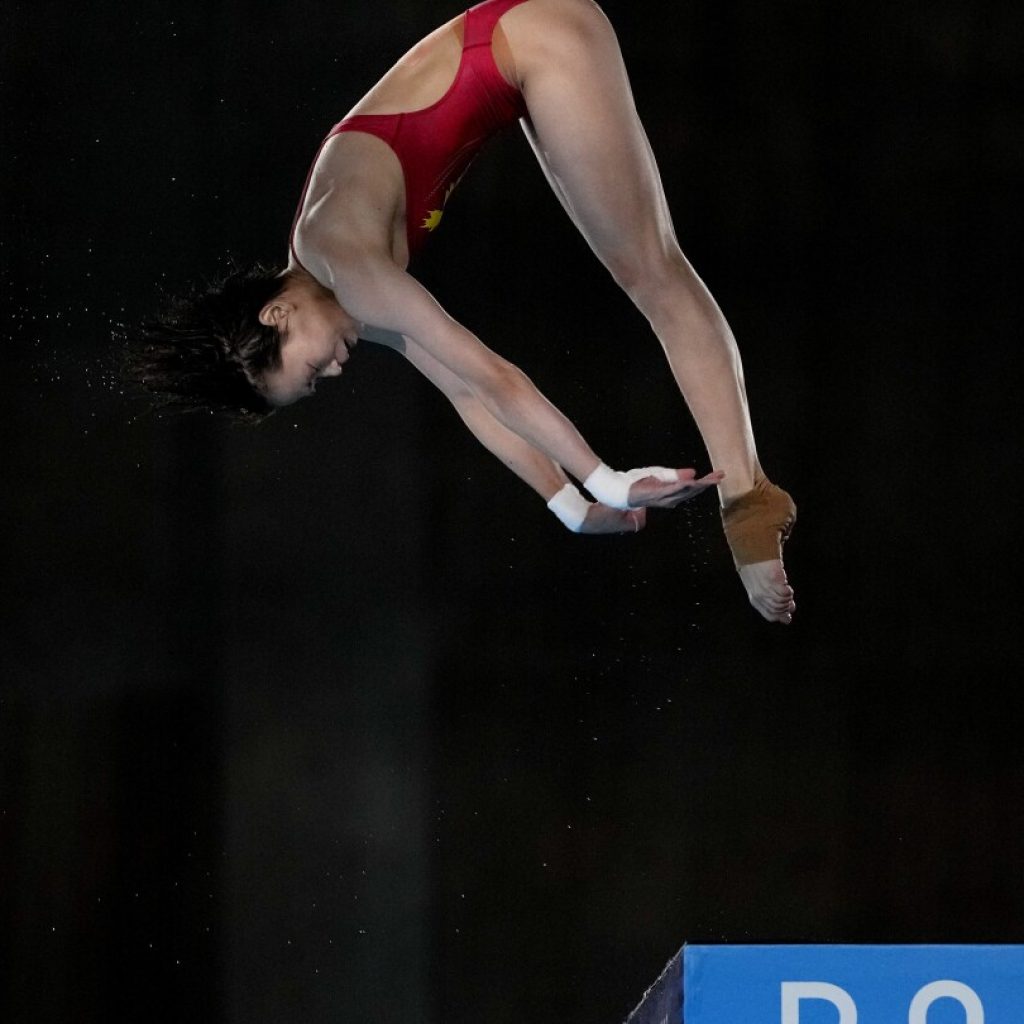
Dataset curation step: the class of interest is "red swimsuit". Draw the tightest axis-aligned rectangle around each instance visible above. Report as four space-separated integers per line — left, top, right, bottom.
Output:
290 0 530 266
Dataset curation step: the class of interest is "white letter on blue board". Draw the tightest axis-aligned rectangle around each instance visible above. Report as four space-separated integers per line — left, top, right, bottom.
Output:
781 982 857 1024
908 980 984 1024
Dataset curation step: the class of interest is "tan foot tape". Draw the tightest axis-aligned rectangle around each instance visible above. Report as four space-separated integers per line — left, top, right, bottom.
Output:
721 476 797 567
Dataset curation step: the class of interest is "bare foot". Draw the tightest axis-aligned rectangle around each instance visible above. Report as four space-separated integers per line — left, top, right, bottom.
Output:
737 558 796 624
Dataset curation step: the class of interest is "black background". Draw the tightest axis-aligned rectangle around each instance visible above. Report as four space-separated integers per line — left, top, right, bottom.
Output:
2 1 1022 1021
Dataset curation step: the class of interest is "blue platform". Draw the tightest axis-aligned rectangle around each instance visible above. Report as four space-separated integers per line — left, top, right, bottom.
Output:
626 945 1024 1023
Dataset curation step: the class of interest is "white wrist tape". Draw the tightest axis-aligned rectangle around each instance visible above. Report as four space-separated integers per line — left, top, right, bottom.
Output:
547 482 591 532
583 462 679 510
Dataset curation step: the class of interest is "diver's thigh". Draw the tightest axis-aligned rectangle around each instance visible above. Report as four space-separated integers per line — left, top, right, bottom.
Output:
504 0 678 256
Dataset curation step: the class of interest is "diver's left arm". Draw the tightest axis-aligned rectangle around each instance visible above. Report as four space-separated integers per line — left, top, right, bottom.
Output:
359 324 644 534
320 249 711 509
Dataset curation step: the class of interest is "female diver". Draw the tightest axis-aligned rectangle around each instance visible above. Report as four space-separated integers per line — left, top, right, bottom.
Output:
131 0 797 624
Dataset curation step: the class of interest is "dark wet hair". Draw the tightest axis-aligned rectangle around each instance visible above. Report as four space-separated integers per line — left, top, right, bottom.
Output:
124 261 289 420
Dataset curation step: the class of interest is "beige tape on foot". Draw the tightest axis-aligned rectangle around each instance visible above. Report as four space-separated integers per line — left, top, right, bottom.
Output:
721 476 797 567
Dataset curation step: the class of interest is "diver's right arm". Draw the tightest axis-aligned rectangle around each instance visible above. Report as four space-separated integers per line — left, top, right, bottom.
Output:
319 250 712 510
328 254 606 482
359 324 645 534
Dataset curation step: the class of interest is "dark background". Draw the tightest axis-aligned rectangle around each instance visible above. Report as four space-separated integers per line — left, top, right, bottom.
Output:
2 0 1021 1021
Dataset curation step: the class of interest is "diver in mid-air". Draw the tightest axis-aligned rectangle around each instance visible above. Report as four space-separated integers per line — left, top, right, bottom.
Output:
129 0 797 623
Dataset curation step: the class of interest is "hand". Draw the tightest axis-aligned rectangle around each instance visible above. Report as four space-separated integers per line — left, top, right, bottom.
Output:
626 468 725 509
578 503 647 535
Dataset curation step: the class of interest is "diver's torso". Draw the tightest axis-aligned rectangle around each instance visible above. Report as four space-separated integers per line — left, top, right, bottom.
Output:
291 1 526 275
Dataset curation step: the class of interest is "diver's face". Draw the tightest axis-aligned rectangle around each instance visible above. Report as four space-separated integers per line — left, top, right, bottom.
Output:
259 287 359 406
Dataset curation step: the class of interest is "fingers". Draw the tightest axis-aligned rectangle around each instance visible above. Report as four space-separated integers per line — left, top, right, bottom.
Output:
662 470 725 507
609 507 645 533
650 472 723 508
578 504 647 535
627 468 724 509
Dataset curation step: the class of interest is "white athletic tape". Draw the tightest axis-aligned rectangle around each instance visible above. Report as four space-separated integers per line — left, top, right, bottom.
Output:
547 482 591 532
583 463 630 508
583 463 680 510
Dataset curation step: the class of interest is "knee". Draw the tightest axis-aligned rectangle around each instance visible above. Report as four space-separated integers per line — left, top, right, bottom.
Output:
606 246 696 321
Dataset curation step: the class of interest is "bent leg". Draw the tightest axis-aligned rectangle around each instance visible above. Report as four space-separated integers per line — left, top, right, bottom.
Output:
501 0 795 622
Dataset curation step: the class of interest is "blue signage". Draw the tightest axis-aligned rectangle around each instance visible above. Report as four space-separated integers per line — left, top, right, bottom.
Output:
681 945 1024 1023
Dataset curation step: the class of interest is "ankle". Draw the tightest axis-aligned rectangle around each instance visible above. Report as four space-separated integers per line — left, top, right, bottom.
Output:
718 465 763 505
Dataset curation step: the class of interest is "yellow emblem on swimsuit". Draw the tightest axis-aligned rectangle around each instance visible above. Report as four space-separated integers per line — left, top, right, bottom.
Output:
422 184 458 232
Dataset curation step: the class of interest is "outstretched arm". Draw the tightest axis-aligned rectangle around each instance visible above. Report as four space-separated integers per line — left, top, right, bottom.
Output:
360 324 646 534
329 254 598 479
327 254 715 510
